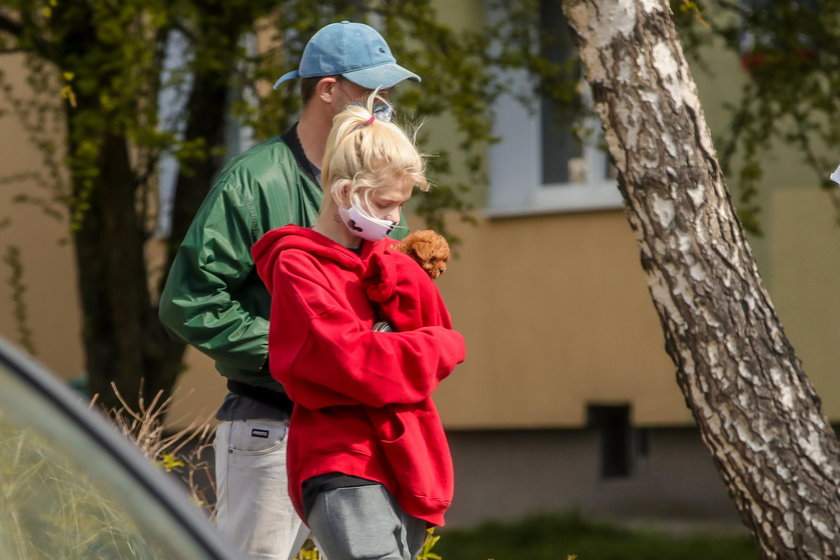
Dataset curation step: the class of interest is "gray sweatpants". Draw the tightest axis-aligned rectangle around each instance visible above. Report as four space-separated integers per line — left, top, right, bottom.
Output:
307 484 426 560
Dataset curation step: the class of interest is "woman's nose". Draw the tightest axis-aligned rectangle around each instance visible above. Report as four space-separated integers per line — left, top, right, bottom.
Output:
384 208 401 223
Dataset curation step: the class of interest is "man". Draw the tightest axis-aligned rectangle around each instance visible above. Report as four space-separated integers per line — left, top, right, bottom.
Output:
159 21 420 560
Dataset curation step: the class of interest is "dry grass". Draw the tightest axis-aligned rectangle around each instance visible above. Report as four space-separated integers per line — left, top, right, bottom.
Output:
93 383 442 560
95 382 217 516
0 412 174 558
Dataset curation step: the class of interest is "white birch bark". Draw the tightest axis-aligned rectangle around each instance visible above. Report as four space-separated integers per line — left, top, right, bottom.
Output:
561 1 840 557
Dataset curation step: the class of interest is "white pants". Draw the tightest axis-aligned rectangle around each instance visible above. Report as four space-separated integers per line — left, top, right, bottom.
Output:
214 419 309 560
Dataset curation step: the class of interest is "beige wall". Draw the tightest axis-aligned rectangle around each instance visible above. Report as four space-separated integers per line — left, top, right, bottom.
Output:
0 55 84 381
433 210 687 429
164 349 227 427
0 55 228 426
770 188 840 419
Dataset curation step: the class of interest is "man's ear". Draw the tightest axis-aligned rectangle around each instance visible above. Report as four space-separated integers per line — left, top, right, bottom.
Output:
316 77 339 104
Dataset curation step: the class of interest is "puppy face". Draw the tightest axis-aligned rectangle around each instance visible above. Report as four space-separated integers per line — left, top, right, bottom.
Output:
411 236 450 279
396 230 451 280
420 248 448 279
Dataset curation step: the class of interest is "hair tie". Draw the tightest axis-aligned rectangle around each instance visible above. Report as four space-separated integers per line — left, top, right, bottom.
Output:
354 113 376 131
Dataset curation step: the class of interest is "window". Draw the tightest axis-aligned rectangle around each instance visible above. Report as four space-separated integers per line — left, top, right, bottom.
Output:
587 404 633 479
156 32 257 238
486 0 620 216
156 29 191 238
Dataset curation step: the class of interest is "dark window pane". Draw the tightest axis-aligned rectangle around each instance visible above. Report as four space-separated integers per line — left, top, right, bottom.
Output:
587 404 633 479
539 0 582 185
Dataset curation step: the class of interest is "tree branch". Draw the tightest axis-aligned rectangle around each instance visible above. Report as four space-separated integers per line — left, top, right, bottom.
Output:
713 0 751 18
0 12 54 60
0 13 23 38
170 20 196 44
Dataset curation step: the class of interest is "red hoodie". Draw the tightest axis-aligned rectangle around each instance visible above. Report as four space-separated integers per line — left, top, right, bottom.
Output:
251 225 466 526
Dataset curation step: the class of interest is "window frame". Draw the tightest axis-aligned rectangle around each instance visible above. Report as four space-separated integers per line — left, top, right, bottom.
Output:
484 1 622 218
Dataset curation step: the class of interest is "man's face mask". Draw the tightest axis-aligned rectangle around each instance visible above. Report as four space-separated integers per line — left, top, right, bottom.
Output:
348 100 393 122
337 82 394 122
371 102 394 122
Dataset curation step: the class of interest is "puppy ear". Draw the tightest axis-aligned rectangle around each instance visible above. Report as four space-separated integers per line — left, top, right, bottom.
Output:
439 242 451 261
412 241 434 263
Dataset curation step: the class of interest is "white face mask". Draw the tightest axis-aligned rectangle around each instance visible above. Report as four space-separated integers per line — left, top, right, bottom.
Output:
338 203 401 242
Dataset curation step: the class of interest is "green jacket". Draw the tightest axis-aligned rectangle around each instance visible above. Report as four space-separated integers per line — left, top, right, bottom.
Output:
159 132 323 391
159 129 407 391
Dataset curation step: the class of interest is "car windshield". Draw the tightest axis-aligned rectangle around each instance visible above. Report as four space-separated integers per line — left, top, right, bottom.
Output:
0 354 220 559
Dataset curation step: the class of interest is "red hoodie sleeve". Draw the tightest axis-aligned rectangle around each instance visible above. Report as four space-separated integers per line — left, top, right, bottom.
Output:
267 251 466 410
363 249 453 333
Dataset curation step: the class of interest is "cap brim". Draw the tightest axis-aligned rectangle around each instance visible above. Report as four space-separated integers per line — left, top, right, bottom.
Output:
273 70 300 89
342 63 421 89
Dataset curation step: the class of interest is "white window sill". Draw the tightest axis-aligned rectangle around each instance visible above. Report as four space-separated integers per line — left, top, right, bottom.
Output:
485 181 623 218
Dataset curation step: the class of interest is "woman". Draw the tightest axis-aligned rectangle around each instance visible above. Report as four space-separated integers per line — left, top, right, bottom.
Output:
252 92 466 560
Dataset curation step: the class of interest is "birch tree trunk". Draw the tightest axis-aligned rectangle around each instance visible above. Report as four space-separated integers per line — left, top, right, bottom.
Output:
561 1 840 557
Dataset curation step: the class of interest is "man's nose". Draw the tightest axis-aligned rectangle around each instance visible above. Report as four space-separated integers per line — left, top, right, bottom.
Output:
372 88 391 101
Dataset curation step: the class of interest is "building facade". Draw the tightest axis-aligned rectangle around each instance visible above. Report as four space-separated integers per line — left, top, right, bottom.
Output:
1 2 838 529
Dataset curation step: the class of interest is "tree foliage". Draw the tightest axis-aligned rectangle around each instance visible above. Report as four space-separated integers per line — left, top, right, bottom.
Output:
0 0 569 409
673 0 840 234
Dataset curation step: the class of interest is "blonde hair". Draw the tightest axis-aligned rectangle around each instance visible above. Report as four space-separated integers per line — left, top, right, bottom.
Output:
321 91 428 214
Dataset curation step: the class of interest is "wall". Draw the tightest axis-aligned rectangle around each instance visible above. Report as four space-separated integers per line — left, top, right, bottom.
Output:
771 188 840 419
445 426 741 528
434 211 687 429
0 55 84 381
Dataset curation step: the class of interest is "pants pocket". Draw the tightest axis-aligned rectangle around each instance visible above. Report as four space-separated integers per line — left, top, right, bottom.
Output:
227 419 288 455
214 419 305 560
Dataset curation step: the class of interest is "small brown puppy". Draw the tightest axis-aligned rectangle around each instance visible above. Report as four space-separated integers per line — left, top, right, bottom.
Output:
394 230 450 280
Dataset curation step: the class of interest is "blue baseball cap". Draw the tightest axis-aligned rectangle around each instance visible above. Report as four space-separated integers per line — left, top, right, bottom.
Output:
273 21 421 90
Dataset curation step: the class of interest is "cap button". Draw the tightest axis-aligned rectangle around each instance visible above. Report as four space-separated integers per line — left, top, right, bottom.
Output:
340 20 349 24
